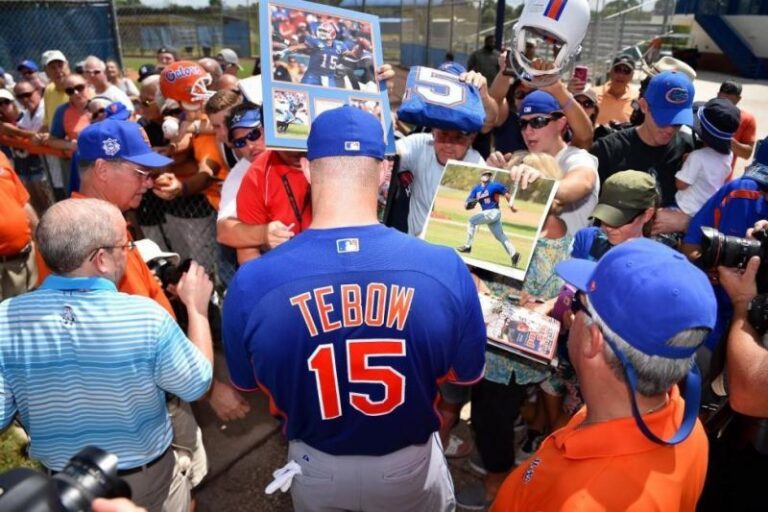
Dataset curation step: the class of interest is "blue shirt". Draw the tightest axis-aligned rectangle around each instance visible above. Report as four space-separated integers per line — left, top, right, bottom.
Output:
0 276 212 470
467 181 508 210
223 224 486 456
302 36 350 79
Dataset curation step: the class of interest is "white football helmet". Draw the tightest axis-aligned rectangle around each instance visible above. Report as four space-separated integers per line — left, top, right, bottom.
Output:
316 22 337 41
509 0 591 87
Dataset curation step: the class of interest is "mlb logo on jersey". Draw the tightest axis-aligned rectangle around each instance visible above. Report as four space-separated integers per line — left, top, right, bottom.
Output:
336 238 360 253
344 141 361 152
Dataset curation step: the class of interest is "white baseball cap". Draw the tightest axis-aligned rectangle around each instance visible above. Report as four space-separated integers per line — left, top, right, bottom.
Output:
134 239 180 265
0 89 14 102
42 50 68 67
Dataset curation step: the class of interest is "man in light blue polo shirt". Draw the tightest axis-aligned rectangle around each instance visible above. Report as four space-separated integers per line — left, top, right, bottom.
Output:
0 198 213 512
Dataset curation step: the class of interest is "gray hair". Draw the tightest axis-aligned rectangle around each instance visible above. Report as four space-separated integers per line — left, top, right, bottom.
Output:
141 74 160 90
585 297 707 396
84 55 106 71
36 198 123 275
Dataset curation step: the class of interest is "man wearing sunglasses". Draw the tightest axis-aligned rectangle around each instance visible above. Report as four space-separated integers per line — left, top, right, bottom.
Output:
492 238 716 512
83 56 134 115
594 55 638 125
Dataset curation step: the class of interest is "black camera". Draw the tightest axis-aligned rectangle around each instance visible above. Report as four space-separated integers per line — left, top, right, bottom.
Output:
0 446 131 512
148 257 192 290
699 226 768 292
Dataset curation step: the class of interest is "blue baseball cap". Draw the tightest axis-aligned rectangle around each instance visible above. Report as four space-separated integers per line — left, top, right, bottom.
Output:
518 90 561 116
228 107 262 131
307 105 385 162
644 71 694 126
438 62 466 76
105 102 130 121
17 60 39 73
77 119 173 167
556 238 716 445
744 137 768 188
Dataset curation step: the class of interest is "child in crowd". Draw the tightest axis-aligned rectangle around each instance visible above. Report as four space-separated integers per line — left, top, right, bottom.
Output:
675 98 740 216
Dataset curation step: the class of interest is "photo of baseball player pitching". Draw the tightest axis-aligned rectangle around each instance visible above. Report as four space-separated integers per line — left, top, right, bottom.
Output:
457 169 521 268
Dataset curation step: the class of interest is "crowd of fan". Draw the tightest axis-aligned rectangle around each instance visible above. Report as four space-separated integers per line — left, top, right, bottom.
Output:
0 36 766 512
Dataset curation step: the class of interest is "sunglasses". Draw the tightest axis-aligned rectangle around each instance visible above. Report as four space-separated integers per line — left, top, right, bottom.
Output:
15 91 34 100
84 69 102 75
91 108 106 117
576 98 596 109
613 65 633 75
65 84 87 95
232 128 262 149
518 114 562 130
0 99 12 107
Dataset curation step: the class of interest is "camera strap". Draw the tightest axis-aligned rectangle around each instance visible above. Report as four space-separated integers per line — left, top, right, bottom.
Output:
603 335 702 445
280 174 310 230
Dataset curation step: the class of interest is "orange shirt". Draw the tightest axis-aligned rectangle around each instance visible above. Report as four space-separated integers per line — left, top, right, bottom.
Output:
0 154 32 256
36 192 175 317
491 387 708 512
595 82 638 125
192 132 228 211
729 109 757 175
236 150 312 235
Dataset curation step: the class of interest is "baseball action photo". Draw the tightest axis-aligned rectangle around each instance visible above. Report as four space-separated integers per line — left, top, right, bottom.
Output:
424 160 558 281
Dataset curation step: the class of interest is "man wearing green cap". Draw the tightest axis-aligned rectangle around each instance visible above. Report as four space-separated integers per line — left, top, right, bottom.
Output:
571 170 659 260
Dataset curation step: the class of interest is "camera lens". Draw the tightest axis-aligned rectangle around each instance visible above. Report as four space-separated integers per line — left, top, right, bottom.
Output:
700 226 763 270
52 447 131 512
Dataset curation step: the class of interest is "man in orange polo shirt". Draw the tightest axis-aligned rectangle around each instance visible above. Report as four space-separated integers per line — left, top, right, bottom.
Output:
492 239 716 512
594 55 638 126
235 149 310 262
0 152 39 300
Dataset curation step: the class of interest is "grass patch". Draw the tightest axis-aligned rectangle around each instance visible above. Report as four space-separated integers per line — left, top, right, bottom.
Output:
425 218 530 268
0 425 40 472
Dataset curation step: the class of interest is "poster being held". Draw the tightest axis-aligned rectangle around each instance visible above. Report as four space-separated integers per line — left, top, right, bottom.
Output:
261 0 395 152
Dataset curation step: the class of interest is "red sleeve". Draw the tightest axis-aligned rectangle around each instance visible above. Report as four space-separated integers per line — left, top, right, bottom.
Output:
742 115 757 144
236 156 270 225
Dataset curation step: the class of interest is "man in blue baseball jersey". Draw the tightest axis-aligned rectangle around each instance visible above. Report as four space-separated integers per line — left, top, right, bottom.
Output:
457 169 521 267
223 105 486 511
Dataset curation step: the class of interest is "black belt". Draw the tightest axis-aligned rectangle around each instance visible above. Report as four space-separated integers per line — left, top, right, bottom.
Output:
46 446 170 477
0 243 32 263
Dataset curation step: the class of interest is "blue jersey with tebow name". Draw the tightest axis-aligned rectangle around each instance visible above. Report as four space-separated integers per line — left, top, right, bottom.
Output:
467 181 508 210
223 224 486 456
397 66 485 133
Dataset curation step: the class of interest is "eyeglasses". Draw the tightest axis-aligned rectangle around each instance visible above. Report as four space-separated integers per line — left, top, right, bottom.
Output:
570 292 592 318
131 167 151 179
65 84 87 96
576 98 596 109
231 128 262 149
88 240 136 261
613 65 633 75
518 114 563 130
15 91 34 100
84 69 102 76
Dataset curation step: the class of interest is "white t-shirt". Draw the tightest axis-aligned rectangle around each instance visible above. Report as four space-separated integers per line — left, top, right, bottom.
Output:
675 146 732 216
396 133 484 236
18 100 45 132
555 145 600 234
217 157 250 222
97 84 135 113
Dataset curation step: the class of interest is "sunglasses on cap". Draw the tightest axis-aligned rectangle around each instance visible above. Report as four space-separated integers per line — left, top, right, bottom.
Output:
518 113 563 130
231 127 262 149
65 84 87 95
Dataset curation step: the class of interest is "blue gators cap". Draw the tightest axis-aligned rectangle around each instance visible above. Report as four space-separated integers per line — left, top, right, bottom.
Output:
438 62 467 76
77 119 173 167
744 137 768 188
307 105 385 162
644 70 694 126
518 90 561 116
229 107 262 131
556 238 716 445
105 102 130 121
17 59 39 73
